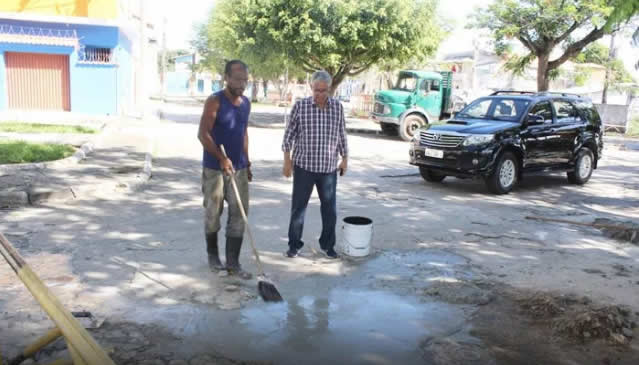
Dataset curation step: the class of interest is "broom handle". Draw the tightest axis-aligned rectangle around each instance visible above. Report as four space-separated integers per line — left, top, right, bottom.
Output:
219 145 266 277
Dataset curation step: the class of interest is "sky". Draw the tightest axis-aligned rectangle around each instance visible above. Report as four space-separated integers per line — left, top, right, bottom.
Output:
437 0 492 54
153 0 214 50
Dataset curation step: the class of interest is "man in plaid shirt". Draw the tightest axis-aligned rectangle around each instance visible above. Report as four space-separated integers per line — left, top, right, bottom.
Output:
282 70 348 259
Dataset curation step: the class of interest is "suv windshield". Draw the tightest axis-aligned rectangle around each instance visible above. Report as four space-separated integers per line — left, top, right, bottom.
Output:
393 74 418 92
457 97 530 122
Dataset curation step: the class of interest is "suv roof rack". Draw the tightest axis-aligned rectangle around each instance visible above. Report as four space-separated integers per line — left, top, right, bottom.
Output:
534 91 583 98
490 90 536 96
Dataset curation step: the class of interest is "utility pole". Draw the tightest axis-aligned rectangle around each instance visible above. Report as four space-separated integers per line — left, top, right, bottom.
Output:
283 54 289 127
602 33 616 105
138 0 146 117
161 16 167 101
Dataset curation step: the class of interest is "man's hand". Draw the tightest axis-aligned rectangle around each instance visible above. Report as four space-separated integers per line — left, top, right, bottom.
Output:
338 158 348 176
283 159 293 178
220 157 234 176
247 163 253 182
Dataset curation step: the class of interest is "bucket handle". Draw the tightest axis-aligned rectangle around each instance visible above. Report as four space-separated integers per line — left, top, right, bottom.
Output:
341 224 374 249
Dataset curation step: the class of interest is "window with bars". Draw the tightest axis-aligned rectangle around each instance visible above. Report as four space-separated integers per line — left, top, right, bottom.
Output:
78 46 115 64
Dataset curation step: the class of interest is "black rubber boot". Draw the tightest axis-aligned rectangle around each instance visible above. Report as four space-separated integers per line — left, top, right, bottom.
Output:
206 232 225 271
226 236 252 280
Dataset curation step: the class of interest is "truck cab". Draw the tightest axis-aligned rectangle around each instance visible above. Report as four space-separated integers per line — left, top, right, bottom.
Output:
371 70 463 141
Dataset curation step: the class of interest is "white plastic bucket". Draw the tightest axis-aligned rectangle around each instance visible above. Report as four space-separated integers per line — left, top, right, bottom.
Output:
341 216 373 257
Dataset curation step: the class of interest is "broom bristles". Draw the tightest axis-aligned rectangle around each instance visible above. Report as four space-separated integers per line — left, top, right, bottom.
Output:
258 280 283 302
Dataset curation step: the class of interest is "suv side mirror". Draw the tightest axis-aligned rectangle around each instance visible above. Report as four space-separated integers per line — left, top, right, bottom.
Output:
526 114 544 125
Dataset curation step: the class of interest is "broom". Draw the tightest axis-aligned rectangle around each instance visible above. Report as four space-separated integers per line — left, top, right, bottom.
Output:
220 146 283 302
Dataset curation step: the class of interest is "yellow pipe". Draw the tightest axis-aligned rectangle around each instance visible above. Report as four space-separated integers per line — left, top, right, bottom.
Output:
67 342 88 365
0 234 115 365
18 266 114 364
23 328 63 358
46 358 74 365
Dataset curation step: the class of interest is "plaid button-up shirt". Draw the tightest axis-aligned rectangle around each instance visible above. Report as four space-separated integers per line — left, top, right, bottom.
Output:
282 96 348 174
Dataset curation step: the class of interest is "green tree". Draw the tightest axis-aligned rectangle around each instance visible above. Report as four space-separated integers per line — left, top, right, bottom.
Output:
157 49 190 73
606 0 639 28
606 0 639 69
194 0 305 102
192 22 226 78
471 0 637 91
217 0 443 94
576 42 636 102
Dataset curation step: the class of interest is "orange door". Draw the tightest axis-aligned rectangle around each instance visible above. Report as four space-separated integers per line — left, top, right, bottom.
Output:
5 52 71 111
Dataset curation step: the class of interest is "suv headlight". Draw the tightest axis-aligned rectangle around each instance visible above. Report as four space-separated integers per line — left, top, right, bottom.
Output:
412 131 421 144
462 134 494 146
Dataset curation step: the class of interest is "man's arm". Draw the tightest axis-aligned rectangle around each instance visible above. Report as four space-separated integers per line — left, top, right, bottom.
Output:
282 102 300 177
244 124 252 181
197 95 233 174
244 125 250 162
245 100 251 162
337 104 348 175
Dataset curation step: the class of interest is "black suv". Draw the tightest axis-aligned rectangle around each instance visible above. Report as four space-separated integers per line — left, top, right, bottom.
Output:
409 91 604 194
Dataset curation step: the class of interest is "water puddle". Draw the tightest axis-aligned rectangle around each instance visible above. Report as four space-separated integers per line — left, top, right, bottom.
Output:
124 250 475 364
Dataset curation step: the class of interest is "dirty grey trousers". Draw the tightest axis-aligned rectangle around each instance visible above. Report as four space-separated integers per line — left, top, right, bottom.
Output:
202 167 249 237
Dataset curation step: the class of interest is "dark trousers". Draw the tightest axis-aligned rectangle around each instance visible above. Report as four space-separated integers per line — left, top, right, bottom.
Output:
288 165 337 251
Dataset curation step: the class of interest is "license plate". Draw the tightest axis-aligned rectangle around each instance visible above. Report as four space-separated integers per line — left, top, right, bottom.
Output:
424 148 444 159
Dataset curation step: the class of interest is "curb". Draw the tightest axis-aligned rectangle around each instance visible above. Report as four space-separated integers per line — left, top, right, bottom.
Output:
0 148 153 208
248 120 381 135
0 191 29 206
346 127 382 135
120 152 153 192
248 121 285 129
0 142 94 174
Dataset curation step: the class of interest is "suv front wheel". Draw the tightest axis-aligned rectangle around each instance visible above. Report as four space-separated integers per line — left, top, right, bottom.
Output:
419 166 446 182
567 147 594 185
485 152 518 194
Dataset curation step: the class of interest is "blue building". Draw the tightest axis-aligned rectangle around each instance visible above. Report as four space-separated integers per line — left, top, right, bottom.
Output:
0 4 135 115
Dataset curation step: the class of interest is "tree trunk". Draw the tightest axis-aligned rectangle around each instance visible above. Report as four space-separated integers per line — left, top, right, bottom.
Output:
330 72 346 97
251 79 259 102
275 80 285 102
384 71 395 89
537 53 550 92
602 33 616 105
262 79 268 99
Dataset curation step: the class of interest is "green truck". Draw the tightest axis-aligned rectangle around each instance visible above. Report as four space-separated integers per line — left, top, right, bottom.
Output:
371 70 466 141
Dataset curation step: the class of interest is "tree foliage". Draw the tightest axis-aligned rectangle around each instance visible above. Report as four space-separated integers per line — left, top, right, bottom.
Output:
204 0 444 94
576 42 636 94
606 0 639 29
471 0 638 91
191 22 226 77
193 0 305 101
162 49 191 71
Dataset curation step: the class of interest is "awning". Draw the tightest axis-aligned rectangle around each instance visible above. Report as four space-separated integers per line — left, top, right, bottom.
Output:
0 23 78 47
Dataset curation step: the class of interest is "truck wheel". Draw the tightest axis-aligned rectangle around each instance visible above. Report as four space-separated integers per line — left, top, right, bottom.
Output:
399 115 426 141
567 147 594 185
485 152 518 194
419 166 446 182
380 122 398 136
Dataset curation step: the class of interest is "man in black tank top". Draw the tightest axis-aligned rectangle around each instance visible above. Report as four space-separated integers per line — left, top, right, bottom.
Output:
197 60 253 279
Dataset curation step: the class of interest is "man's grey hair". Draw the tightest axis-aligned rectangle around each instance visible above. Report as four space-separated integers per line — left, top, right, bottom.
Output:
311 70 332 86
